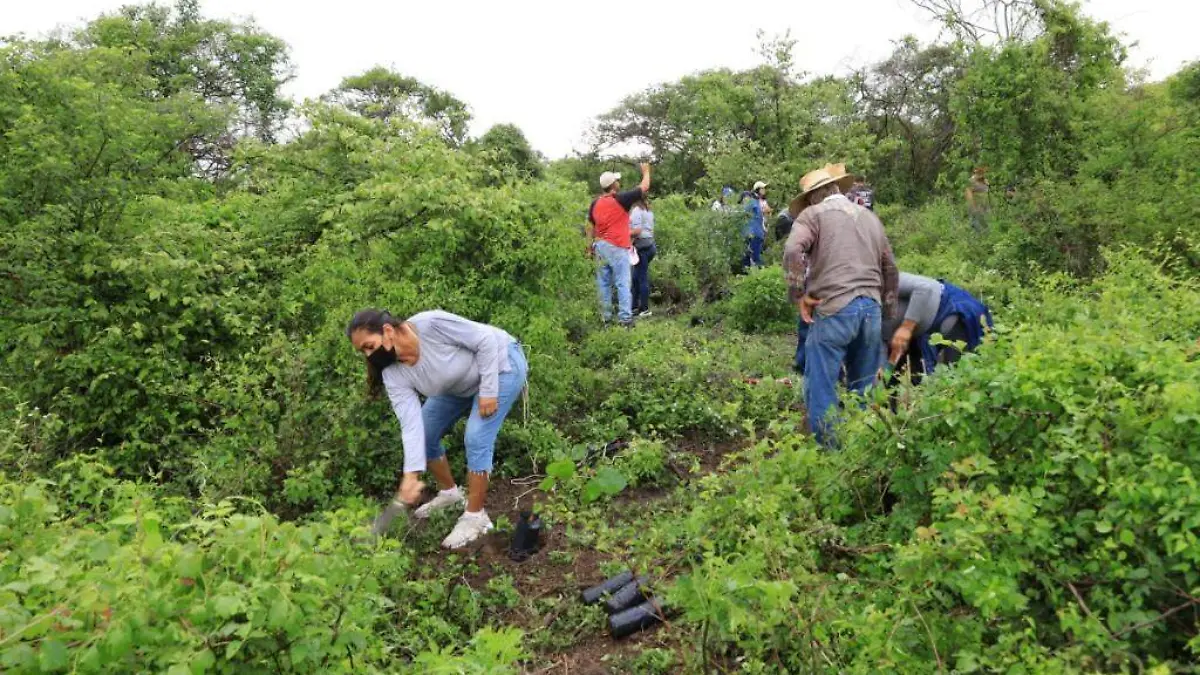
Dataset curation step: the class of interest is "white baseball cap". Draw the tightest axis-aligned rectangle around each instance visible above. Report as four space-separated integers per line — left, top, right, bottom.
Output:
599 172 622 189
753 181 769 191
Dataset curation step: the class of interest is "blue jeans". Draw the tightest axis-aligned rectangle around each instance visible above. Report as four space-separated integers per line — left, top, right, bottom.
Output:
794 316 809 372
803 297 882 446
422 342 529 473
594 239 632 323
743 236 764 269
631 243 656 313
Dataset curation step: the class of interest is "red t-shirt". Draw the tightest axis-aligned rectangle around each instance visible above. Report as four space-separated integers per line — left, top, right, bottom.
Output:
589 188 643 249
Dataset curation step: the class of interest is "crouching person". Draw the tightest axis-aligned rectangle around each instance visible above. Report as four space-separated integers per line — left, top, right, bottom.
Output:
883 272 994 382
347 309 528 548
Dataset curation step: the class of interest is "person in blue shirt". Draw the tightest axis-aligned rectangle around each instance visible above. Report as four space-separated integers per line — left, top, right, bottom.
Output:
742 180 769 270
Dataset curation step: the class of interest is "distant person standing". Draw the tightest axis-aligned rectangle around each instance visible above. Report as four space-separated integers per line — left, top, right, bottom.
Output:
630 197 657 317
785 165 898 446
846 177 875 211
965 166 990 232
711 186 735 212
587 164 652 327
742 180 769 269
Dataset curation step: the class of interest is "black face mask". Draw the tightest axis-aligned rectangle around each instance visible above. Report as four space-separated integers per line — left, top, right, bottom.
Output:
367 345 398 371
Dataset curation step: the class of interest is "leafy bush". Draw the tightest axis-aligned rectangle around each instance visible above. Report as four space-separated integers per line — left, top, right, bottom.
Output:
651 249 701 306
0 465 525 673
636 251 1200 671
653 196 743 302
726 265 794 334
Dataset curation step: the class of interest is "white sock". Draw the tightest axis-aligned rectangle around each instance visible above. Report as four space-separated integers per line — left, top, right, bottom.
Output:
463 509 487 520
442 486 462 497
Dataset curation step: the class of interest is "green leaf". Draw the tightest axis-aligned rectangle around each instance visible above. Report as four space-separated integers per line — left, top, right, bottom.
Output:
190 648 216 674
583 467 628 503
1095 521 1113 534
176 549 203 579
213 595 241 617
546 459 575 480
1119 529 1136 546
268 599 291 628
39 639 69 671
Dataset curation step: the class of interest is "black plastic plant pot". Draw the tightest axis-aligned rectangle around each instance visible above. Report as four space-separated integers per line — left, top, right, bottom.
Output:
604 575 651 614
608 596 665 639
580 570 634 605
508 510 542 562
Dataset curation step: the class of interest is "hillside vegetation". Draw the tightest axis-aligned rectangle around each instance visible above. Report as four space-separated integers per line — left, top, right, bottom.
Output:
2 0 1199 672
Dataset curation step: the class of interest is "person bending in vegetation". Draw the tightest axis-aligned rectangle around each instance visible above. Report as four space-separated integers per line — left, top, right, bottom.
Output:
742 181 770 270
347 309 529 549
881 272 993 384
630 197 657 317
587 163 652 327
785 165 898 446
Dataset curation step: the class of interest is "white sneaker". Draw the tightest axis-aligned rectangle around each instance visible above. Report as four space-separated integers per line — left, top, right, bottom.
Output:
413 487 465 519
441 511 493 549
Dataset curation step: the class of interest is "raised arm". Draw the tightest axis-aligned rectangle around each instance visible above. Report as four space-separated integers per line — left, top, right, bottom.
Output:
638 162 651 193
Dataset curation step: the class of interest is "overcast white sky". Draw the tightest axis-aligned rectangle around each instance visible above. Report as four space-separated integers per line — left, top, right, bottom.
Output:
4 1 1196 157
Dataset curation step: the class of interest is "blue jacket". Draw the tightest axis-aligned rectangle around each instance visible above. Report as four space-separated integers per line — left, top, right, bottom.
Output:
743 198 765 238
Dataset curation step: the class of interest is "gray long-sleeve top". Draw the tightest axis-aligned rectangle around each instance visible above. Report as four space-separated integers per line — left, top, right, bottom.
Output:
381 310 516 472
631 206 655 246
898 272 944 334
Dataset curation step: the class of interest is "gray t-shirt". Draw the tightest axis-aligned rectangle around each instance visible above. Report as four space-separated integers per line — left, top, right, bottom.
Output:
883 272 944 342
899 272 944 334
382 310 516 472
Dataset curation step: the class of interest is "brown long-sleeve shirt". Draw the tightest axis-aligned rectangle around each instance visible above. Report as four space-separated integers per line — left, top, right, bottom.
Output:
783 194 899 319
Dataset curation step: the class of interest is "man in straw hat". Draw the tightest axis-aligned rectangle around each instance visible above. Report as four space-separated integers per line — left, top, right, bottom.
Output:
784 164 899 446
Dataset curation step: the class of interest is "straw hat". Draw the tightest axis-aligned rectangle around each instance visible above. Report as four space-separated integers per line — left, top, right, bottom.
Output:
787 164 856 217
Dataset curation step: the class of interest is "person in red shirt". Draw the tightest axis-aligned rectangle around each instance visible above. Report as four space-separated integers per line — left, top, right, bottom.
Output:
585 163 652 327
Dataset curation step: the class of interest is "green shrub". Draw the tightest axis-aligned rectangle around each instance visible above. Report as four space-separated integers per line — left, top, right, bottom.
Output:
652 249 701 306
0 466 525 673
636 251 1200 671
653 196 742 301
727 266 794 334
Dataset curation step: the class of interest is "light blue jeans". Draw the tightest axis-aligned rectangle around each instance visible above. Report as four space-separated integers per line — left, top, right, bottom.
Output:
803 297 882 447
422 342 528 473
594 239 633 324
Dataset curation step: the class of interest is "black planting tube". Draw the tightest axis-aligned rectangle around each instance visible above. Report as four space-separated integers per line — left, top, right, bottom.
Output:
609 596 665 639
604 575 650 614
580 570 634 605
